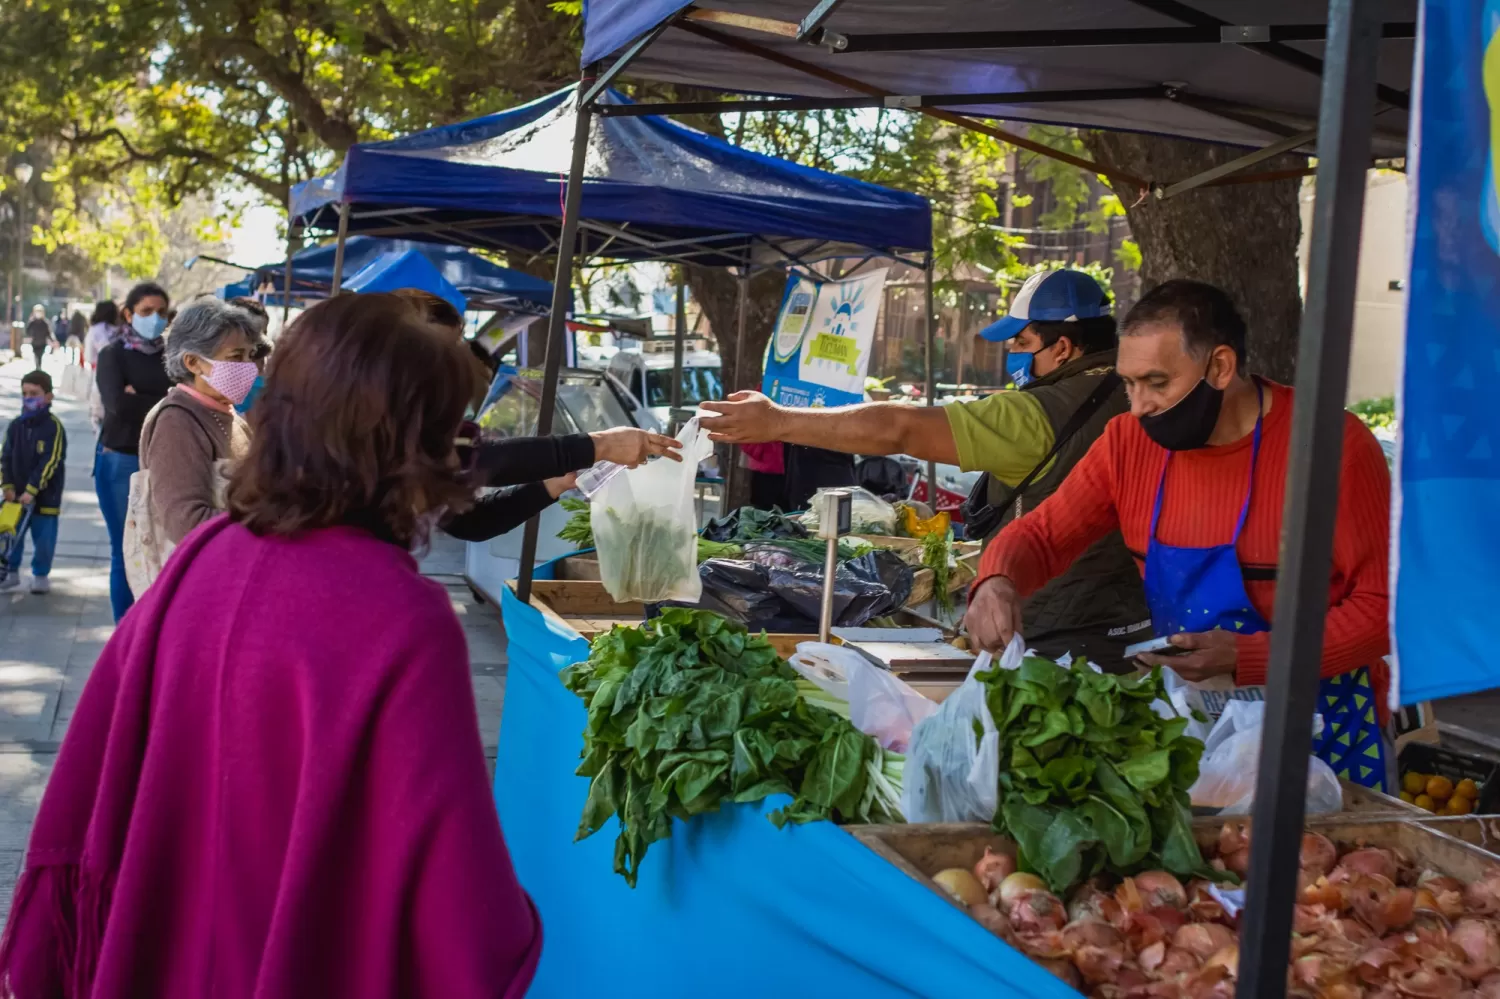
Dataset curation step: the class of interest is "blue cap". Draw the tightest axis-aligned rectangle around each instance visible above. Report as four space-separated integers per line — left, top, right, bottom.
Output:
979 269 1112 342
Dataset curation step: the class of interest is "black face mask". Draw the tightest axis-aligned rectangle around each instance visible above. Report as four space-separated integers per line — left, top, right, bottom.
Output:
1138 376 1224 451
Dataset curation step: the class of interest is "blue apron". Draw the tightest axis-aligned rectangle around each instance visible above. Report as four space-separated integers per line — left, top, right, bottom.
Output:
1142 387 1389 792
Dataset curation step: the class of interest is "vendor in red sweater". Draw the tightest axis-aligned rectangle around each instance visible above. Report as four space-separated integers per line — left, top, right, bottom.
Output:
966 279 1393 791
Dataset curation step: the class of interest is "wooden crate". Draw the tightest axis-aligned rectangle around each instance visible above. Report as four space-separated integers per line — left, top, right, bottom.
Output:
851 815 1500 914
1405 815 1500 856
1340 780 1422 814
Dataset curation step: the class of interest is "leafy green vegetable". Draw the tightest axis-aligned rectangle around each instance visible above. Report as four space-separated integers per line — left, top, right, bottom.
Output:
920 531 954 613
557 496 593 548
696 538 744 561
979 656 1213 893
756 536 875 565
562 608 904 885
593 507 697 602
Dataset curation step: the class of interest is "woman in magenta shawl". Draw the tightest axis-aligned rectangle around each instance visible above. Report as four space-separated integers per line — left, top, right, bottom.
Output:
0 293 541 998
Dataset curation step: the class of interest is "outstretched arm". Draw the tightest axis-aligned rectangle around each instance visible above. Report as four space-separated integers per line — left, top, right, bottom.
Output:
700 391 959 465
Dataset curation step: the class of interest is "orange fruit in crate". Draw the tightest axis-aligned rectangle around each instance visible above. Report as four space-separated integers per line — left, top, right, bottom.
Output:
1415 794 1437 812
1446 795 1474 815
1457 778 1481 800
1400 791 1416 804
1403 771 1428 795
1427 776 1455 802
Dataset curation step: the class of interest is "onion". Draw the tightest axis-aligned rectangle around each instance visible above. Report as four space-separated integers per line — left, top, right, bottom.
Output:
1172 921 1236 960
1066 882 1122 925
1188 879 1229 924
995 871 1047 908
1138 939 1166 972
1063 921 1128 985
1203 943 1239 978
1450 918 1500 978
1007 889 1067 934
966 902 1013 942
1302 877 1345 910
1418 872 1467 920
932 867 988 908
1478 973 1500 999
1134 870 1188 910
1218 821 1249 858
971 847 1016 894
1388 964 1466 999
1223 846 1253 877
1301 832 1339 879
1339 846 1398 881
1035 958 1079 988
1468 872 1500 916
1158 945 1201 978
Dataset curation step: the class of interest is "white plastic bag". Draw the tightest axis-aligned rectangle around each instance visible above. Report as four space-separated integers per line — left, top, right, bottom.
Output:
1159 668 1215 744
799 486 897 534
788 642 937 752
591 417 714 603
1189 700 1343 815
900 634 1026 823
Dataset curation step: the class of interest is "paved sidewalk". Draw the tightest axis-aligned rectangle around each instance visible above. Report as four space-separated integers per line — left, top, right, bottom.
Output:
0 350 510 921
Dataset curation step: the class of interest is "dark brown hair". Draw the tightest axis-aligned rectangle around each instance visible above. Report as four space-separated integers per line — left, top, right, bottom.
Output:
390 288 463 333
227 293 480 547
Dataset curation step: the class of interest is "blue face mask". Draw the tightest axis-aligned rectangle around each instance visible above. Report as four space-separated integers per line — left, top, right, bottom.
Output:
233 374 265 415
1006 350 1036 389
131 312 167 340
20 396 47 416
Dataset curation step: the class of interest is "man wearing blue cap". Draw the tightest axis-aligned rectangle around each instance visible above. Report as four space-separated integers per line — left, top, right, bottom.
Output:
702 267 1150 670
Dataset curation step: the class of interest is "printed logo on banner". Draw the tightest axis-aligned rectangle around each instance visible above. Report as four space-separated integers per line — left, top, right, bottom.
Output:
762 268 888 410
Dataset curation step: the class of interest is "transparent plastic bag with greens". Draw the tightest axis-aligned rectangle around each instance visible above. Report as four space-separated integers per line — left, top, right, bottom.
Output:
592 417 714 603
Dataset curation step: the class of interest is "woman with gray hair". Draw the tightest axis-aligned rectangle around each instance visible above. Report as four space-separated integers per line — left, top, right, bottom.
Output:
138 299 259 546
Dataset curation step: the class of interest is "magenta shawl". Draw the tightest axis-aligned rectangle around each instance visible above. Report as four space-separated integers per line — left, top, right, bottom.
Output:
0 518 540 998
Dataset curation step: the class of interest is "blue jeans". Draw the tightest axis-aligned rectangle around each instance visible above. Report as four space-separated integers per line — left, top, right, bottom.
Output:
94 448 138 622
5 511 57 577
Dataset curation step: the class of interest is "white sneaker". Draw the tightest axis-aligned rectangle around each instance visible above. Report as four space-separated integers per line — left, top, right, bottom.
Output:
0 574 19 592
28 575 49 595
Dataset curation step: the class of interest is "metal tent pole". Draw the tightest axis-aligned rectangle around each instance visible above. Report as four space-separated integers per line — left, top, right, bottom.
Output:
1235 2 1381 996
923 254 937 504
329 202 351 295
517 72 596 604
283 220 300 327
726 266 750 505
671 270 686 433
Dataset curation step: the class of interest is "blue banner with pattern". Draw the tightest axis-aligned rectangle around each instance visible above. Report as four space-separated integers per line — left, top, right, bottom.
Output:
1395 0 1500 703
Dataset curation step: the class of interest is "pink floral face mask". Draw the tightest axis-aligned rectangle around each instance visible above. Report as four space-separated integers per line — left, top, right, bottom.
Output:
204 359 260 406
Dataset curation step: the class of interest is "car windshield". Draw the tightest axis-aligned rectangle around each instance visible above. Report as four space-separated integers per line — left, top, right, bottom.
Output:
646 366 722 408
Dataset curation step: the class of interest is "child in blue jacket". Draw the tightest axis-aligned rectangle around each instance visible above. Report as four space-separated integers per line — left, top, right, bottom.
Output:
1 370 66 593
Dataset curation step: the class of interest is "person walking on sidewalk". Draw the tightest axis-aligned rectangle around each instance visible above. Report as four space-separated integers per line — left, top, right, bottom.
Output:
24 305 52 370
95 282 172 621
140 299 257 547
0 370 66 594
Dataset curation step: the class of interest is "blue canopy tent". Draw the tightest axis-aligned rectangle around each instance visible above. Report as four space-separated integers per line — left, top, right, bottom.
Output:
289 85 930 271
342 250 467 314
234 235 557 315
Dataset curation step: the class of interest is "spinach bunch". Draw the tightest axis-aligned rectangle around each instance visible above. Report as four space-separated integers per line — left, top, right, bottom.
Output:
562 609 902 886
979 657 1212 893
594 507 697 602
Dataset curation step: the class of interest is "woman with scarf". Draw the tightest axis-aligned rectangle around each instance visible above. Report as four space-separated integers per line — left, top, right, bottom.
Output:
140 298 257 548
0 293 541 999
95 281 171 621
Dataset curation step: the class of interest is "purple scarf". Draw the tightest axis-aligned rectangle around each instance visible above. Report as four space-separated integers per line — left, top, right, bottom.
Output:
0 517 541 998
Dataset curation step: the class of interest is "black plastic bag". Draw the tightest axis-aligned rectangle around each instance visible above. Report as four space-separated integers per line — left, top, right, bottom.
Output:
695 549 913 631
769 549 913 627
701 505 807 543
693 559 812 632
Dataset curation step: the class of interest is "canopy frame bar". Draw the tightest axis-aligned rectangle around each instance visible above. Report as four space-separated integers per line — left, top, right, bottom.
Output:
1122 0 1410 110
1155 126 1318 200
581 9 684 107
593 86 1172 117
795 0 847 43
517 72 597 604
829 21 1416 53
1234 2 1381 995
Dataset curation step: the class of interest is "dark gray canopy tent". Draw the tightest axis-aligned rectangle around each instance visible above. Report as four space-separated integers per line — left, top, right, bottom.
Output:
571 3 1416 996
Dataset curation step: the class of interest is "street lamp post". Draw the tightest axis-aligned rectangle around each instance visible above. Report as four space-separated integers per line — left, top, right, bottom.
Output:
11 162 32 361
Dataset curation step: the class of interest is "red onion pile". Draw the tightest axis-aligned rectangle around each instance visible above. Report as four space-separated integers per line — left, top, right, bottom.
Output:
935 825 1500 998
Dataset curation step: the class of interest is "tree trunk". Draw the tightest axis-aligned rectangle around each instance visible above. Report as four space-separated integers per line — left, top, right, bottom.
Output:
1081 132 1305 383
